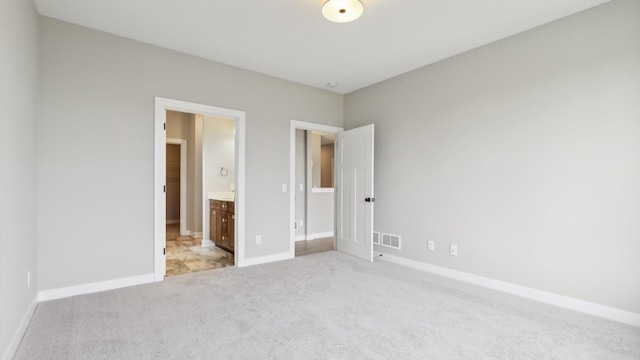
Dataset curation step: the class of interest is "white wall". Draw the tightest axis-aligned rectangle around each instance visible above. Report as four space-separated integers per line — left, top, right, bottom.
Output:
345 0 640 313
203 116 235 194
203 116 235 241
36 17 343 291
0 0 39 358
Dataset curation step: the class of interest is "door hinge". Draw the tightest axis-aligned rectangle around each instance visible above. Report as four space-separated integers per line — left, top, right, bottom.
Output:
163 185 166 192
163 247 166 255
164 123 166 130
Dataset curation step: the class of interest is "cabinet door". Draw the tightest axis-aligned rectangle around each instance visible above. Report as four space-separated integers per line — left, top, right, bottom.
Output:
212 209 222 245
209 208 216 241
220 212 229 248
228 213 235 251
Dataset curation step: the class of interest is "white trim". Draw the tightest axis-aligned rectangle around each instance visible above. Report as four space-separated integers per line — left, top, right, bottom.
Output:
289 120 343 259
375 252 640 327
38 274 155 302
311 188 334 193
240 252 293 267
155 97 246 279
1 295 38 360
189 231 203 238
295 232 335 242
306 232 334 240
166 219 180 225
166 138 188 236
201 239 215 247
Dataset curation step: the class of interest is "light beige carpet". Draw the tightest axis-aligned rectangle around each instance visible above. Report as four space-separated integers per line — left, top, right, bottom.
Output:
14 251 640 359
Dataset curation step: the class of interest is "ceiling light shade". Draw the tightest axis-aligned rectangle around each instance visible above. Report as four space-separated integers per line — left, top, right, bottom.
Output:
322 0 364 23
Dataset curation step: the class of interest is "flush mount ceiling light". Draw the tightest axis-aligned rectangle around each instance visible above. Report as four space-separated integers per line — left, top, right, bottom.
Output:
322 0 364 23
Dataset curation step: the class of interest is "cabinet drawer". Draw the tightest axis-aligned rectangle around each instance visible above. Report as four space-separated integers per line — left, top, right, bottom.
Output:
220 201 233 211
210 200 234 212
210 199 222 210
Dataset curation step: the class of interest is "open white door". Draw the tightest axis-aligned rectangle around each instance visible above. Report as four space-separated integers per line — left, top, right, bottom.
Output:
336 124 374 262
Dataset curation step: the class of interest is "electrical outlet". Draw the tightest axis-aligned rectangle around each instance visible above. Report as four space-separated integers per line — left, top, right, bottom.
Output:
450 244 458 256
27 271 31 287
428 241 435 252
256 235 262 245
299 184 304 191
299 220 304 227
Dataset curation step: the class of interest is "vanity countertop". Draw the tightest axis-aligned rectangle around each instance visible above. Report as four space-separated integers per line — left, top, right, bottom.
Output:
208 191 235 202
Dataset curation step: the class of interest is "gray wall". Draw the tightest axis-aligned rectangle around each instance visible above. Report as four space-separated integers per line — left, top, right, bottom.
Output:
0 0 39 357
190 115 203 234
307 192 334 237
36 17 343 291
345 0 640 313
295 129 307 238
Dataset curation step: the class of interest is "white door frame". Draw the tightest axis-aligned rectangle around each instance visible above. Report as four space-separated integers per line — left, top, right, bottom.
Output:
155 97 246 281
289 120 343 258
166 138 188 236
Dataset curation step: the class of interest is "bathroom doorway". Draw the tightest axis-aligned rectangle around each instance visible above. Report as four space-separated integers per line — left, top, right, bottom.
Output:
163 111 236 277
154 97 246 281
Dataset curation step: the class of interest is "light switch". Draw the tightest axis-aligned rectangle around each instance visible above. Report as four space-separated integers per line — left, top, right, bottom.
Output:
299 184 304 191
282 184 287 192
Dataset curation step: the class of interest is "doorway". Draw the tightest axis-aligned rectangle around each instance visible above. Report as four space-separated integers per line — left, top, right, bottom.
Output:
289 120 343 258
154 97 247 281
163 112 237 277
294 129 337 256
289 120 375 262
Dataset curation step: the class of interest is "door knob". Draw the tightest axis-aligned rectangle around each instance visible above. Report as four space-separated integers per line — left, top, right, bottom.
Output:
365 197 375 202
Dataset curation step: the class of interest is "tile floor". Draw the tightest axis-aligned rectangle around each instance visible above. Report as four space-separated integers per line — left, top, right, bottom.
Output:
166 223 233 277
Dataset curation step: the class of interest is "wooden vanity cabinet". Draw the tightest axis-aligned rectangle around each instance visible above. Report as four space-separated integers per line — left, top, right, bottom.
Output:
209 199 235 254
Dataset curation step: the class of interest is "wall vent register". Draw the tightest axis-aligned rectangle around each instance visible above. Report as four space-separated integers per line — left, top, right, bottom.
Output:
373 231 380 245
381 233 401 250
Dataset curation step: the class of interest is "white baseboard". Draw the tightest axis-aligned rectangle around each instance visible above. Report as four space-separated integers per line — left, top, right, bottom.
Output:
201 239 215 246
375 252 640 327
297 232 333 241
1 294 38 360
166 219 180 224
238 252 292 268
189 231 203 238
38 273 155 302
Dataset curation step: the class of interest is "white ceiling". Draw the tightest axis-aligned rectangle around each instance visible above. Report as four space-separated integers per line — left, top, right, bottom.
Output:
34 0 610 94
